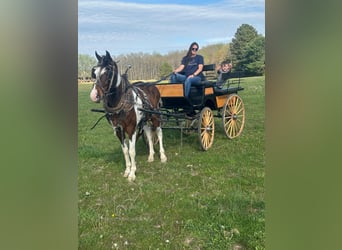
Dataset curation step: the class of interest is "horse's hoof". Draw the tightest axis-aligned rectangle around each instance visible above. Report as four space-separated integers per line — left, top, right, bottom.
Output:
128 174 136 182
123 170 130 178
148 156 154 162
160 155 167 163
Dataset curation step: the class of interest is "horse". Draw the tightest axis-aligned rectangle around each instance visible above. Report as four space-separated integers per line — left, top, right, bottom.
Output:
90 50 167 181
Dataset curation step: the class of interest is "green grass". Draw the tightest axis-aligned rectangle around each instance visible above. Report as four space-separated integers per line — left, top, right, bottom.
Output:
78 76 265 249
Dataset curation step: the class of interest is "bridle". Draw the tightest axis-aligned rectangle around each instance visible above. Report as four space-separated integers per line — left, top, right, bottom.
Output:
92 59 154 117
93 62 122 100
94 61 138 114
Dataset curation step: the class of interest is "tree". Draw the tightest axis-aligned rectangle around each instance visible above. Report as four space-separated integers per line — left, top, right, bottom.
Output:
78 54 96 80
159 62 173 78
230 24 265 76
244 36 265 75
200 43 230 66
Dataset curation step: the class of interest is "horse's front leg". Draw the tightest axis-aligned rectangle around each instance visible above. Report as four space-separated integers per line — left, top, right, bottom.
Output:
121 141 131 178
156 126 167 163
115 127 132 178
126 132 138 182
143 125 155 162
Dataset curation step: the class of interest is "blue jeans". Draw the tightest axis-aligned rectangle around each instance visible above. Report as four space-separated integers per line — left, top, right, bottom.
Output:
170 73 202 98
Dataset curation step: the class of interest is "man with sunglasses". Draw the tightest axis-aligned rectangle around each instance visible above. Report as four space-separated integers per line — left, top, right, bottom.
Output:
170 42 204 100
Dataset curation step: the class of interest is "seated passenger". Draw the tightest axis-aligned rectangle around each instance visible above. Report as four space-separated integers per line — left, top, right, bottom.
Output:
169 42 204 99
216 60 232 88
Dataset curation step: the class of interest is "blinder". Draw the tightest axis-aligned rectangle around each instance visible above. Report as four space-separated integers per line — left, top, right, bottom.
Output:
91 67 96 79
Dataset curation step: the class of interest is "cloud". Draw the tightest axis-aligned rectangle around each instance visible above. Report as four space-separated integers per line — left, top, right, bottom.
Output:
78 0 264 55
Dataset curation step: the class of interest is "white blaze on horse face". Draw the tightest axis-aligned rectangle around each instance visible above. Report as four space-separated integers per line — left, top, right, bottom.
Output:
92 67 105 84
90 84 99 102
94 67 101 78
92 67 101 82
100 67 107 77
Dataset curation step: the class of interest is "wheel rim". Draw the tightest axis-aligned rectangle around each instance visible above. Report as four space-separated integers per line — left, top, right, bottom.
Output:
198 107 214 150
222 94 245 139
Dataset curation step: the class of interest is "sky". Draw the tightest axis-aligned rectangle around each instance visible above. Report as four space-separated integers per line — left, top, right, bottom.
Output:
78 0 265 57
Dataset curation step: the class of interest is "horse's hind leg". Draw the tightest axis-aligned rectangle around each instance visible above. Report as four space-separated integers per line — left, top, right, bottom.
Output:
143 125 155 162
156 126 167 163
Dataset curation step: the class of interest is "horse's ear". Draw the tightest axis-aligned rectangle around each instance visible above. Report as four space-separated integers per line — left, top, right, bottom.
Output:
105 50 111 60
95 51 102 61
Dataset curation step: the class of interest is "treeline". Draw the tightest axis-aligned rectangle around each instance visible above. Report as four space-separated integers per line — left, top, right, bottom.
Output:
78 24 265 81
78 43 229 81
115 43 230 81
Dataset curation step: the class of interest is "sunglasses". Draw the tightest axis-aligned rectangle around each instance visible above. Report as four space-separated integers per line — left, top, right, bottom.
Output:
192 47 198 51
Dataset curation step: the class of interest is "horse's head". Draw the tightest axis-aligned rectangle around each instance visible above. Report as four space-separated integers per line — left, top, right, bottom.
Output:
90 50 120 103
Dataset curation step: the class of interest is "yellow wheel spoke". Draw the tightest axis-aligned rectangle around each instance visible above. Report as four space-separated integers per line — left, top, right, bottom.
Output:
199 107 214 150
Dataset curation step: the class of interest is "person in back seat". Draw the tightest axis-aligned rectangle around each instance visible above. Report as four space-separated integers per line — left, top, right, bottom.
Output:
216 60 232 88
170 42 205 99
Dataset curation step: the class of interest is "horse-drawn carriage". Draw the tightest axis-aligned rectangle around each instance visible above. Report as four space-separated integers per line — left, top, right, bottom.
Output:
149 64 245 151
90 51 245 181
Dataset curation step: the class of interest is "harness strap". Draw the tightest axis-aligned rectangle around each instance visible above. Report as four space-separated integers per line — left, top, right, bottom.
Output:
104 76 134 114
130 85 153 110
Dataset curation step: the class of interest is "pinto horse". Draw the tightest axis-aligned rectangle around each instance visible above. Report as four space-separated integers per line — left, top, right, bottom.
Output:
90 51 167 181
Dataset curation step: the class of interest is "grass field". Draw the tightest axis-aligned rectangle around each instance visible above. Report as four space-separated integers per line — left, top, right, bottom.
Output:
78 76 265 249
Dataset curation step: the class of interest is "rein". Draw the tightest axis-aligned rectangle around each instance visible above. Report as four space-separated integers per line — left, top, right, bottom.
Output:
90 112 107 130
150 73 173 84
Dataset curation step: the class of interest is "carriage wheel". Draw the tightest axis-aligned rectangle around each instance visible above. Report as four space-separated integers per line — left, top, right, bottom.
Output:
198 107 215 151
222 94 245 139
